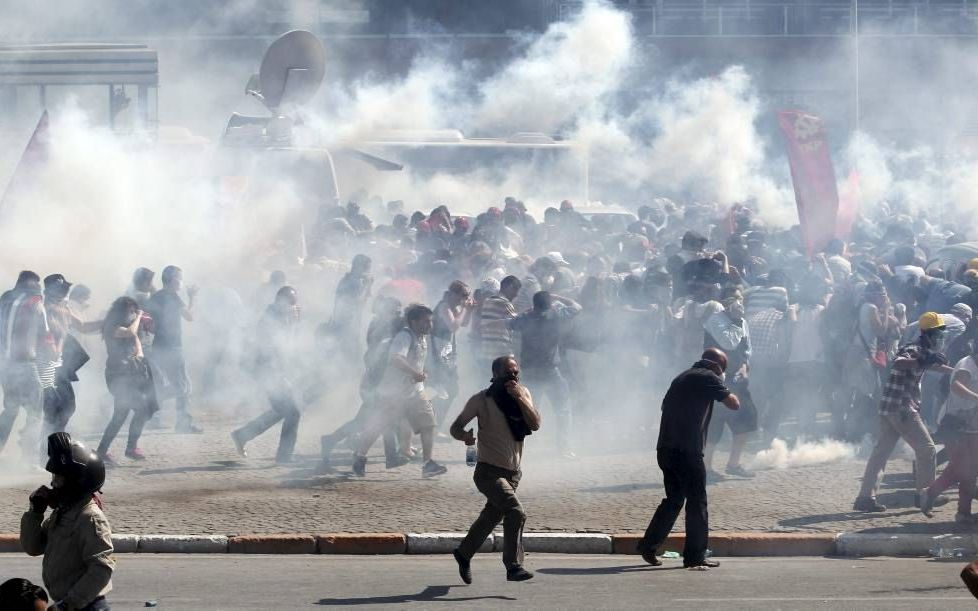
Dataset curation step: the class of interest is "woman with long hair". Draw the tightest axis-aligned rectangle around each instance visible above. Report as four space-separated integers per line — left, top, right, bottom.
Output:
96 296 159 464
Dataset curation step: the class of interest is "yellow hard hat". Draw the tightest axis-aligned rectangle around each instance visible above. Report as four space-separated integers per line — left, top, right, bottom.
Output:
919 311 946 332
968 258 978 271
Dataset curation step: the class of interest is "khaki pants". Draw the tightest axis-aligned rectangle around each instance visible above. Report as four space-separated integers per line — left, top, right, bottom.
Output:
457 462 526 569
858 410 936 498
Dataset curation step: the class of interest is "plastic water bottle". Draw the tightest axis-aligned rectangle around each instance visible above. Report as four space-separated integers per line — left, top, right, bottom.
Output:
466 445 477 467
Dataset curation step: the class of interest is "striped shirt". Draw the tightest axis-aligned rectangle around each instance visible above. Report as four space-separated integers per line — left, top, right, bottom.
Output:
476 294 517 362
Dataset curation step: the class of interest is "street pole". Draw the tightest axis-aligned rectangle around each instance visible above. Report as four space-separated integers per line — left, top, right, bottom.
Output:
853 0 861 134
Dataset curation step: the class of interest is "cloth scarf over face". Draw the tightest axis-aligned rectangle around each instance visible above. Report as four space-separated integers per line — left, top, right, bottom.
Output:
487 379 533 442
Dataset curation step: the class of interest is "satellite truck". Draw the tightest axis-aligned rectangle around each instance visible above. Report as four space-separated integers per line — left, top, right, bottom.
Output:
221 30 589 217
0 31 589 230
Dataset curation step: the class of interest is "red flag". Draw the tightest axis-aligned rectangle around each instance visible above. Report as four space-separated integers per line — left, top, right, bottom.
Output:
777 110 839 255
0 110 50 216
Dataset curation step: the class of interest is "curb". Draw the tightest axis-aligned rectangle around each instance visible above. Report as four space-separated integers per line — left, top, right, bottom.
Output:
836 533 953 557
0 534 22 553
138 535 228 554
0 532 957 557
520 533 612 554
612 533 838 557
228 534 317 554
318 533 406 555
407 533 493 554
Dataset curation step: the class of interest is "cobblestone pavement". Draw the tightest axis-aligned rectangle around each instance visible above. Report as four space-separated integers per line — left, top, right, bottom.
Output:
0 405 966 536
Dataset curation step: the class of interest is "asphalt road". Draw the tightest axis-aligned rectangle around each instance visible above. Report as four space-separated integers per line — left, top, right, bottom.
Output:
0 554 974 610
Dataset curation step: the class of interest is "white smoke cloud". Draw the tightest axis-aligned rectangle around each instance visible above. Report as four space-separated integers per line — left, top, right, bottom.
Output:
0 103 303 296
471 1 634 134
303 0 795 217
749 437 857 470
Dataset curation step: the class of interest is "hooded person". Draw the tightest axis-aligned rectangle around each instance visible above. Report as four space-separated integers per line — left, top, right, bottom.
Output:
21 433 114 610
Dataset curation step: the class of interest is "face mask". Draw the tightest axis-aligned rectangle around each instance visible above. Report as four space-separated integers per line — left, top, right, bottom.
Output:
125 312 138 326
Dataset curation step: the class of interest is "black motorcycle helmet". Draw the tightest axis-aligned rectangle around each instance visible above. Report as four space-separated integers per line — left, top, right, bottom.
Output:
45 433 105 501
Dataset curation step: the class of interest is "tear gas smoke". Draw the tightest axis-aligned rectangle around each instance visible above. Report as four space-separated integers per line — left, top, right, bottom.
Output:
1 0 976 475
749 438 858 471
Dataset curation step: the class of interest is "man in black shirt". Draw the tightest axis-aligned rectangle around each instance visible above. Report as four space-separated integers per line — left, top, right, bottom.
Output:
147 265 200 433
636 348 740 569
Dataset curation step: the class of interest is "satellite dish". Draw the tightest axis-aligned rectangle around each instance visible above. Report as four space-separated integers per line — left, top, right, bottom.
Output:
254 30 325 112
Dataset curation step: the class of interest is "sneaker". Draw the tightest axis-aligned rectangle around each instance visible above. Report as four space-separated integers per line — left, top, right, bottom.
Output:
853 496 886 512
506 566 534 581
956 512 978 525
99 452 118 467
422 460 448 478
725 465 755 478
919 489 937 518
453 549 472 584
230 431 248 458
352 455 367 477
175 422 204 434
125 448 147 461
636 543 662 566
385 455 411 469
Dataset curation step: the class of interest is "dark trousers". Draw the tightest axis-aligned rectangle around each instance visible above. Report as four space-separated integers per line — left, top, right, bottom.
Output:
40 377 77 458
640 449 709 565
42 378 76 428
150 347 193 425
97 403 149 455
235 391 300 462
458 462 526 569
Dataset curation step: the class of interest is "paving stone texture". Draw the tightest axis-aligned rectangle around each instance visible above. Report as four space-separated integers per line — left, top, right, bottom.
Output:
0 398 964 537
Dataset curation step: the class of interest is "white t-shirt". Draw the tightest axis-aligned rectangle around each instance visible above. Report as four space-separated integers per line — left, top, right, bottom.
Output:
378 328 427 397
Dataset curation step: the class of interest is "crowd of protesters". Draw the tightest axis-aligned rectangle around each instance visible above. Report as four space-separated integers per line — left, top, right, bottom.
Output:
3 194 978 523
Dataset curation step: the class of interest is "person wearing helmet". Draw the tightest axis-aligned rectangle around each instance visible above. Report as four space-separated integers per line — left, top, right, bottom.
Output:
853 312 956 513
636 348 741 569
21 433 114 610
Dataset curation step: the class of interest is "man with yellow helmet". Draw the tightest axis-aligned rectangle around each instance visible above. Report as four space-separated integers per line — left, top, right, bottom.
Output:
853 312 955 513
